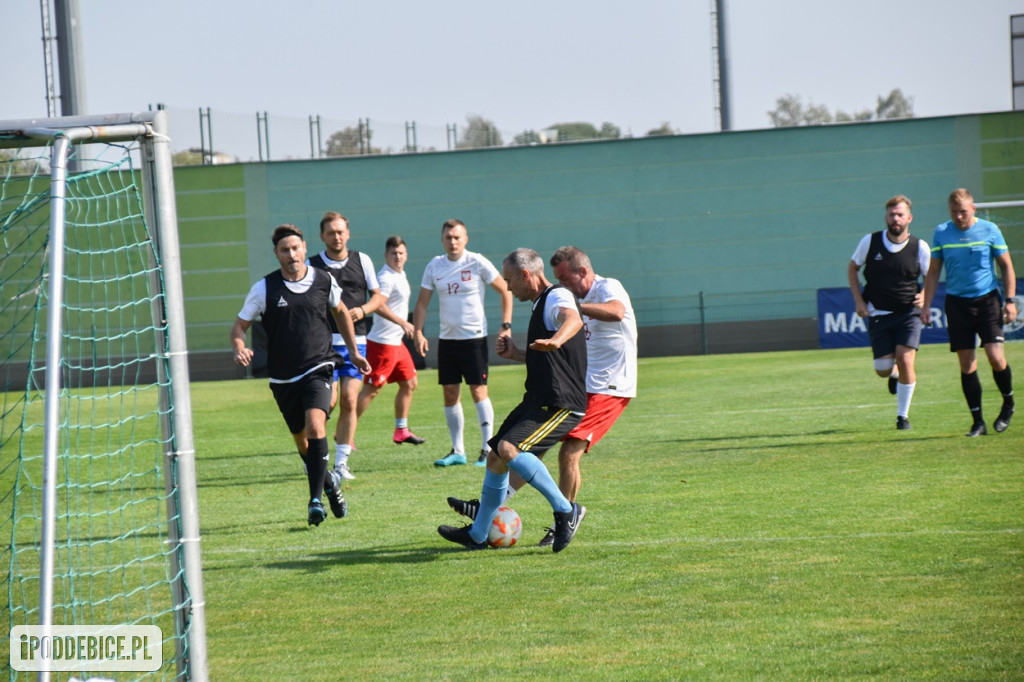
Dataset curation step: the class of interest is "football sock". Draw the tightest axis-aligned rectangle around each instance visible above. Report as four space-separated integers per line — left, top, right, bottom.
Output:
507 451 572 514
444 404 465 454
306 437 329 501
993 365 1014 406
896 381 916 419
334 442 352 469
961 371 984 422
475 398 494 452
468 469 508 543
395 417 408 429
504 487 518 503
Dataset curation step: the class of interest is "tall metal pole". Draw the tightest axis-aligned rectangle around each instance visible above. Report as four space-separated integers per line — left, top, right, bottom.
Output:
715 0 732 131
53 0 87 116
38 0 59 117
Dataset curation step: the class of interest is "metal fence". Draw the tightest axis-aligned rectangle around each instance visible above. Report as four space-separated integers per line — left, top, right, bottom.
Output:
156 105 637 164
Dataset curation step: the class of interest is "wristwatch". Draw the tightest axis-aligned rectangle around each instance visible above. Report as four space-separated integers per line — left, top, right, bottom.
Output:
500 322 512 331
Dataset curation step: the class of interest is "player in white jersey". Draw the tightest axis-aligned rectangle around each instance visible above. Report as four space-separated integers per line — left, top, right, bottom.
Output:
413 219 513 467
356 236 426 446
446 245 638 546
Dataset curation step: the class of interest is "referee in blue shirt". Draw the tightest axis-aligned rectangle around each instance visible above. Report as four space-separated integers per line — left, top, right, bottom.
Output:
923 188 1018 436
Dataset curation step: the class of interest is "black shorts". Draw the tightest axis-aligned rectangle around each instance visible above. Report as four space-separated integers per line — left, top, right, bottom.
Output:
269 367 334 435
867 309 923 358
437 337 489 386
488 402 583 457
945 290 1005 351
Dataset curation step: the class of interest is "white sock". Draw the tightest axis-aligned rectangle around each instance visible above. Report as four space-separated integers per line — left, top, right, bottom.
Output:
334 443 352 469
475 398 494 452
395 417 407 429
444 404 465 454
503 487 517 503
896 381 916 419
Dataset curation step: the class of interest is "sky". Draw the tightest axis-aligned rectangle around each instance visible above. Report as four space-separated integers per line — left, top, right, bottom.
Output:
1 0 1022 160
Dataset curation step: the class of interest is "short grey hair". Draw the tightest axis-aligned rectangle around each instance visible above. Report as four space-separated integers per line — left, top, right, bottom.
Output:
503 247 544 274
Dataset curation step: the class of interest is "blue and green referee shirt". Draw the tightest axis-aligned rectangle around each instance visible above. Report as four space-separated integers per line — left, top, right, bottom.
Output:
930 218 1009 298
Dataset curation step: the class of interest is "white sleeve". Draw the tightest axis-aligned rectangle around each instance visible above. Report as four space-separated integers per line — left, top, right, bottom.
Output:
595 278 627 304
850 234 872 266
476 254 500 284
361 253 380 290
544 288 578 331
328 277 343 308
917 240 931 274
377 268 396 298
238 279 267 321
420 259 436 290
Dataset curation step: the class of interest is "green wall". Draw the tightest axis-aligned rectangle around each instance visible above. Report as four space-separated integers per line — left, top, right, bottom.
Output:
172 111 1024 353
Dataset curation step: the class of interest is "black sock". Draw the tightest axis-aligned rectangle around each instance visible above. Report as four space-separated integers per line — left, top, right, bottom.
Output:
961 371 983 422
305 437 329 502
993 365 1014 407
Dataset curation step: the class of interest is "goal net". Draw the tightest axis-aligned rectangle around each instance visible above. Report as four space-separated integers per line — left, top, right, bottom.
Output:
0 112 206 680
976 200 1024 340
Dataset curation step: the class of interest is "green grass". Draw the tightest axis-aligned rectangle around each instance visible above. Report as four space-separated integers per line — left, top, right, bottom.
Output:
188 343 1024 680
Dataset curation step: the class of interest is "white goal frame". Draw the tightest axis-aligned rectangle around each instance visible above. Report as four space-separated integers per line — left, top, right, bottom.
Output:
0 111 208 681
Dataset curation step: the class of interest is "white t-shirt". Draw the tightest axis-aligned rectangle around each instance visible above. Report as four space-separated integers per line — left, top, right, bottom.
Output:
537 286 578 332
420 251 501 340
237 266 343 322
580 276 638 398
310 250 380 344
850 232 931 316
368 264 410 346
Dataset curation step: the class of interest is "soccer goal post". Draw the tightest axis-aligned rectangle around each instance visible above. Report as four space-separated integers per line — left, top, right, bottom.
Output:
0 112 207 680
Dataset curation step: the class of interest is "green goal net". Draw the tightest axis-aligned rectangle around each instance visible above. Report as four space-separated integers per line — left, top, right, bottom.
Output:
0 113 206 680
977 200 1024 339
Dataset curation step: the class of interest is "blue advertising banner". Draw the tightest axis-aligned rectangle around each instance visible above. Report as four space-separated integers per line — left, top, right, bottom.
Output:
817 280 1024 349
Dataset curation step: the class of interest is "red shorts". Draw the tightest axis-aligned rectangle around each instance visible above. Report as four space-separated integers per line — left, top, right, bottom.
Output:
364 340 417 388
564 393 631 452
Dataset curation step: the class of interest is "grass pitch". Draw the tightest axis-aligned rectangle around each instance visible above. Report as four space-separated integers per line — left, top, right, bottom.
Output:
193 343 1023 680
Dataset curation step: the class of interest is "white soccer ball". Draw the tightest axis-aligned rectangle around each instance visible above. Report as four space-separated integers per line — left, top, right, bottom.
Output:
487 506 522 548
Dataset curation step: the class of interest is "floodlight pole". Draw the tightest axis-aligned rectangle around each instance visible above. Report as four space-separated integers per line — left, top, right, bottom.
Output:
53 0 87 117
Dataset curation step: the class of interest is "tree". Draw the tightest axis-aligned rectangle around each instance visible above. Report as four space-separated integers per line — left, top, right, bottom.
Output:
599 122 622 139
171 148 235 166
874 88 915 120
513 130 543 145
0 149 45 175
645 122 676 137
325 125 379 156
512 121 620 146
457 115 503 149
171 149 204 166
768 89 914 127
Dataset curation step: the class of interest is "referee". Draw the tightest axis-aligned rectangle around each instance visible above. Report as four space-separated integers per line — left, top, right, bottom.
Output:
923 188 1018 436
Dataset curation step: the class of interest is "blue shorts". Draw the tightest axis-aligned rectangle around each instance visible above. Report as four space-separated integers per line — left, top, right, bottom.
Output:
333 342 367 382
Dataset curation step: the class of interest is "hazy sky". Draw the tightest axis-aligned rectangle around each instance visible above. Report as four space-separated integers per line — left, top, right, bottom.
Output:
1 0 1022 156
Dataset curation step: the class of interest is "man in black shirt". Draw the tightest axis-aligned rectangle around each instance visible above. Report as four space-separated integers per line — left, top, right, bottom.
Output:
847 195 930 430
231 224 370 526
438 248 586 553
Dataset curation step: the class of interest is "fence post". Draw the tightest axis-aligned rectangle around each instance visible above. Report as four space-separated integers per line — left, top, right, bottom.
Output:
699 290 708 354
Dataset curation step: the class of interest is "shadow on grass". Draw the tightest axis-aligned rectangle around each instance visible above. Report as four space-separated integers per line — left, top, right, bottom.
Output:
263 544 449 571
658 431 954 451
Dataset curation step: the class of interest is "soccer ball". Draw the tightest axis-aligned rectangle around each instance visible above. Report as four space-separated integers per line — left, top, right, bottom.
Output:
487 506 522 548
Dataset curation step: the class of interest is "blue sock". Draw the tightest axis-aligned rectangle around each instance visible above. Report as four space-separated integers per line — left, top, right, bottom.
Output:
507 451 571 513
468 469 508 543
